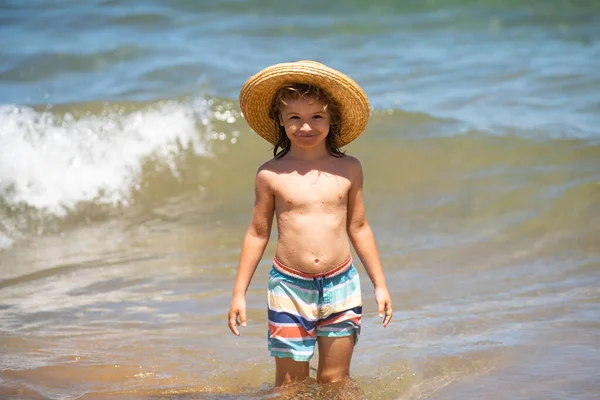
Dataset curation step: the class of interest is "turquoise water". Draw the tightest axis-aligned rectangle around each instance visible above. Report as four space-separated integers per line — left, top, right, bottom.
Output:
2 0 599 134
1 1 599 399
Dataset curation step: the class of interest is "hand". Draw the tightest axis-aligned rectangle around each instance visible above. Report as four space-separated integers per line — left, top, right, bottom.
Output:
374 286 392 327
228 295 247 336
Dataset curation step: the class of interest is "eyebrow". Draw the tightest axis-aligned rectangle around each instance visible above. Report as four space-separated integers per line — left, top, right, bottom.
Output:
284 110 326 116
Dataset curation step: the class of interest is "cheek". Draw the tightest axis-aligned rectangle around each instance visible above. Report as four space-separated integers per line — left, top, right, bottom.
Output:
320 116 332 129
283 123 298 135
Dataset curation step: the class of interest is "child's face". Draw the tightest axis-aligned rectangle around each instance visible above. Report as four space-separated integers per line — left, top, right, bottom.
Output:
279 97 331 151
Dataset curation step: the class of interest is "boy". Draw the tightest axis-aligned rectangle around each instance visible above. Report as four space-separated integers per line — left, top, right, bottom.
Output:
228 61 392 387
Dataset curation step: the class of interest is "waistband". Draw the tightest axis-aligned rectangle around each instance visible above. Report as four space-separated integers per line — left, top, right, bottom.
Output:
272 255 353 281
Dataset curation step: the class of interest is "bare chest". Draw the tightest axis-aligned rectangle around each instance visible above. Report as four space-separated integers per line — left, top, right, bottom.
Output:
272 172 351 210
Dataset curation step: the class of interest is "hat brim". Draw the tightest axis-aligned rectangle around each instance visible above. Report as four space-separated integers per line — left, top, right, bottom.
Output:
239 61 370 148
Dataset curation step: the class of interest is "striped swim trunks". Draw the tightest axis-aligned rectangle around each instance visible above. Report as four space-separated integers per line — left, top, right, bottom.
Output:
267 256 362 362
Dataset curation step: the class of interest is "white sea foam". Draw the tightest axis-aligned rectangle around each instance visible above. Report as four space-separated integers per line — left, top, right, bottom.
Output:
0 99 211 218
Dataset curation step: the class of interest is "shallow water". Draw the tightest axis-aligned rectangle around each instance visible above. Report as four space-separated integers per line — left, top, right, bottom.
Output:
1 1 600 399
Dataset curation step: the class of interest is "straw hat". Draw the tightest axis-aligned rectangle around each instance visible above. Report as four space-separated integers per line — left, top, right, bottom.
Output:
239 60 370 147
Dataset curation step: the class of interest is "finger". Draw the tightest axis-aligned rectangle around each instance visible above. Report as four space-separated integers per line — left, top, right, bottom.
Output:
240 310 247 327
377 300 385 318
383 308 393 327
228 312 240 336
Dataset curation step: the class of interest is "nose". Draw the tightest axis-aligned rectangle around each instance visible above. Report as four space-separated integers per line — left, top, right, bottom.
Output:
300 122 311 132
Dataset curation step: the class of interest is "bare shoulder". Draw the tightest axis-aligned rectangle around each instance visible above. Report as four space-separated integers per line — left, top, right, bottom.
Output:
339 154 362 168
336 154 363 180
255 159 279 188
258 158 282 175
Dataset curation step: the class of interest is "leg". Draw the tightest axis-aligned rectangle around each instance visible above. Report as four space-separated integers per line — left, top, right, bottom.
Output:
275 357 310 386
316 335 355 384
268 265 319 387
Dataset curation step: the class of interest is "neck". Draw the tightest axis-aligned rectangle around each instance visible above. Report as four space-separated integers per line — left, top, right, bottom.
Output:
287 145 329 161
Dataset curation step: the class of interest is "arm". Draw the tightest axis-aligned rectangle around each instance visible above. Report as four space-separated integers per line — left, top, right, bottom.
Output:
346 159 393 327
228 167 275 336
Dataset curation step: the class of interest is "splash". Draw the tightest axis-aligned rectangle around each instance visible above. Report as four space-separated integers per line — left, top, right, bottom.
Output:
0 98 213 249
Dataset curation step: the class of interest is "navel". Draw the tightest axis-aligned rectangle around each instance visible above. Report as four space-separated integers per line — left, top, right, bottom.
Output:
314 258 320 264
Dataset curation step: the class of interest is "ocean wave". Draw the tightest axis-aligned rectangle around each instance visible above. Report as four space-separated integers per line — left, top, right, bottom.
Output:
0 97 244 249
1 99 598 251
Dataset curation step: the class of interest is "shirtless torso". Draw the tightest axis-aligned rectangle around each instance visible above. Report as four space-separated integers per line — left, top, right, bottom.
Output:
259 154 359 274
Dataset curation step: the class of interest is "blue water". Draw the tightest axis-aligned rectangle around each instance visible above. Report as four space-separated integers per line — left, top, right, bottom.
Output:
1 0 599 135
1 2 600 399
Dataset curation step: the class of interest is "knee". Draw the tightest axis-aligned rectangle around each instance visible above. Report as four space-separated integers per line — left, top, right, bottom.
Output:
275 359 310 387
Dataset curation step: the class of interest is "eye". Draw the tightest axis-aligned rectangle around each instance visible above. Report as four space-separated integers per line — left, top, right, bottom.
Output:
288 116 300 120
313 115 323 119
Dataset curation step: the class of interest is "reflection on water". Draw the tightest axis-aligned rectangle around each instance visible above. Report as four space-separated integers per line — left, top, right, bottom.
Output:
1 0 600 398
2 123 599 398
